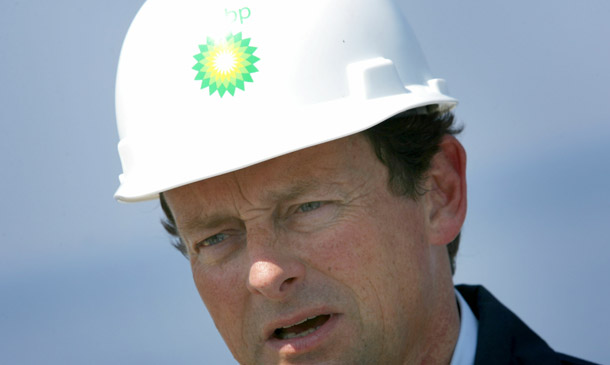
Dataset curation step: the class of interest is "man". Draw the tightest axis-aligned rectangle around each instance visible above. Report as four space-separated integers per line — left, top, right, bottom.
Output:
114 0 596 363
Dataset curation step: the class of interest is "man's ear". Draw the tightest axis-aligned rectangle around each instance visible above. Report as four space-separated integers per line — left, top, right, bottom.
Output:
424 135 467 246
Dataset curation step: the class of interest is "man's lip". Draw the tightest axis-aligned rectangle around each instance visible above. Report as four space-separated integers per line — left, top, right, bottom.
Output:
265 313 340 354
263 308 338 340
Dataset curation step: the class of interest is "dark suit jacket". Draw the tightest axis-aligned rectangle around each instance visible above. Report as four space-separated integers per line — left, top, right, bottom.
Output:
455 285 598 365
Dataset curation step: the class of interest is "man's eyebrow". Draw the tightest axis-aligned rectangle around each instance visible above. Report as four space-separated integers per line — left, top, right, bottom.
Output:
178 179 340 234
264 176 348 203
178 212 238 236
263 179 321 202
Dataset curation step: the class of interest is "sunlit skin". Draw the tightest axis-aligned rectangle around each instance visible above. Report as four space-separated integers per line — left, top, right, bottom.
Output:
164 133 467 364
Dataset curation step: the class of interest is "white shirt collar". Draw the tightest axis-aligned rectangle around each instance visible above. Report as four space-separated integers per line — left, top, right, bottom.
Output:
450 288 479 365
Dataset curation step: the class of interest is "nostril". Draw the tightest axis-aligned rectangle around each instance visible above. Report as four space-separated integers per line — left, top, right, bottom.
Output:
279 276 297 291
280 276 298 292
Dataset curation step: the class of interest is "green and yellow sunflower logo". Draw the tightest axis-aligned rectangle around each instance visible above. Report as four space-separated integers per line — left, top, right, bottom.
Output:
192 32 260 97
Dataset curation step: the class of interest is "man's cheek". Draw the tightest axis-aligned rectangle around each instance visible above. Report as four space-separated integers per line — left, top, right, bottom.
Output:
195 272 252 357
308 222 379 276
194 265 244 321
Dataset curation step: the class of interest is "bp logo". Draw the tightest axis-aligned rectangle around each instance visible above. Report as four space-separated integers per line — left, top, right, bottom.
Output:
192 32 260 97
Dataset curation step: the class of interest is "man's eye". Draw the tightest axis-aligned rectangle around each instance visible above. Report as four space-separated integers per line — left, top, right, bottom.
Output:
197 233 228 248
297 201 322 213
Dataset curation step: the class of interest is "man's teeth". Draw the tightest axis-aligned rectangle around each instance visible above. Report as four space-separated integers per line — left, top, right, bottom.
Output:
281 315 319 329
275 315 327 339
279 326 320 339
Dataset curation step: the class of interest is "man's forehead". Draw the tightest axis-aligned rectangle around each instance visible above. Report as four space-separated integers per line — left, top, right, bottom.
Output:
172 170 349 213
165 135 377 214
172 176 350 233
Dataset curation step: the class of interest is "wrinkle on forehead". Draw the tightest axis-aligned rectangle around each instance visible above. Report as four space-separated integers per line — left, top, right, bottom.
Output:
167 134 383 231
228 143 366 205
174 175 343 235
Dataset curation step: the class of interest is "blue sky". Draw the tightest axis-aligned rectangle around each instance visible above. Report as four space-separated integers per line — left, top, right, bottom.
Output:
1 1 608 363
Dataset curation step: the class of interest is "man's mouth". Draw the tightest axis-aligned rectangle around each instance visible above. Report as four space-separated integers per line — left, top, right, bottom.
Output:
272 314 331 340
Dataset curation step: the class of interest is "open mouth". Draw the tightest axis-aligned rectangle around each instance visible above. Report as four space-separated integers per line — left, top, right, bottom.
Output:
272 314 331 340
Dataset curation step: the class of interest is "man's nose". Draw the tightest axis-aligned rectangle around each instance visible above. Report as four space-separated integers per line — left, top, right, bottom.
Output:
246 231 305 300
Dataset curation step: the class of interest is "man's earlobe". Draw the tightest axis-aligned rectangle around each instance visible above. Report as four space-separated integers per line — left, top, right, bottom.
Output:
425 135 467 246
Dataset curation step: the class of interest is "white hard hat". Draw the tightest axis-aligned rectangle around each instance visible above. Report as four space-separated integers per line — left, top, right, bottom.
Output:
114 0 457 202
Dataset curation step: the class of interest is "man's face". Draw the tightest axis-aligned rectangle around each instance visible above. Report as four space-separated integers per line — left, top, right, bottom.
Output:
164 135 456 364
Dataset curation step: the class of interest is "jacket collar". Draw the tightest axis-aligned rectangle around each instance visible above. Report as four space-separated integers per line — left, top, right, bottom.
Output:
456 284 562 365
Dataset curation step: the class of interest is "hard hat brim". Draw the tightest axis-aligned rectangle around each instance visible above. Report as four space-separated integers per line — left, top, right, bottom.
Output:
114 91 457 202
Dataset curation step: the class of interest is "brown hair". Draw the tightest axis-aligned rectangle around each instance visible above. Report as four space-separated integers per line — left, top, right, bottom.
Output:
361 108 462 274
